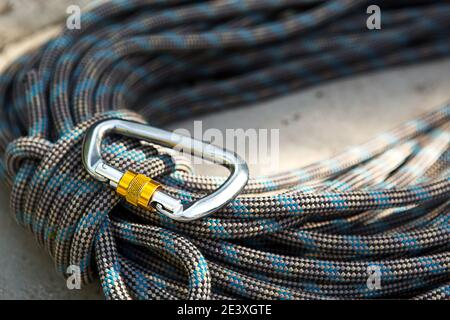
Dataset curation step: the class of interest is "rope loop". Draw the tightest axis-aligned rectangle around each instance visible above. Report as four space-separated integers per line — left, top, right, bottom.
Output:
5 111 211 299
5 136 53 176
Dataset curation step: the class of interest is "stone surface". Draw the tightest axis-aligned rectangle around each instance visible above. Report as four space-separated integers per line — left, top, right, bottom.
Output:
0 0 89 49
168 59 450 177
0 1 449 300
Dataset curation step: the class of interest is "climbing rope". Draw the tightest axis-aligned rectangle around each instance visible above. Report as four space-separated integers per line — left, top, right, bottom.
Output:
0 0 449 300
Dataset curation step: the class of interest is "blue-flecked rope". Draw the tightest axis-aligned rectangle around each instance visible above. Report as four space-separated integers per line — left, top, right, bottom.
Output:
0 0 449 300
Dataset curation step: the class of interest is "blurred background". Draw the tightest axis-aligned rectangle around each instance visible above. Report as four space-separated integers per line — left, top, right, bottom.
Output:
0 0 449 299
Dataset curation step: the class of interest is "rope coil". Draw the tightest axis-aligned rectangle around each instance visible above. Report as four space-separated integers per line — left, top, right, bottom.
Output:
0 0 449 299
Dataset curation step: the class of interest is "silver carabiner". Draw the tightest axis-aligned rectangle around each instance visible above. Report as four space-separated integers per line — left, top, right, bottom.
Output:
82 119 249 222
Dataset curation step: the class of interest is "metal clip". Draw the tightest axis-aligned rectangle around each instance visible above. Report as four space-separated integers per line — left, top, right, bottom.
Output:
82 119 249 221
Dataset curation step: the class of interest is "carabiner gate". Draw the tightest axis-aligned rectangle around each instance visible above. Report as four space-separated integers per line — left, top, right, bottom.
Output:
82 119 249 222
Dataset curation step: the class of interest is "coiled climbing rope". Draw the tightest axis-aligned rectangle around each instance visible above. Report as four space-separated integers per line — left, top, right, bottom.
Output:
0 0 449 299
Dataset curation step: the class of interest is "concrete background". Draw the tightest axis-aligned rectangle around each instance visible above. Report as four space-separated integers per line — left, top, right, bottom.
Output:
0 1 449 299
0 0 90 50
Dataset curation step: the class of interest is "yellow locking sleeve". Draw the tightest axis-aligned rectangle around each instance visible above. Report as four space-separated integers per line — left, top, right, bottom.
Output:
116 170 161 209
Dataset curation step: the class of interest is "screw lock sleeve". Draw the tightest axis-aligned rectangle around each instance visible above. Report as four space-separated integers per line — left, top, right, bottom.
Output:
116 170 161 209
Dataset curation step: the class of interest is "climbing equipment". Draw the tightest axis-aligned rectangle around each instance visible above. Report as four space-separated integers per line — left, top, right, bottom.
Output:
0 0 449 300
82 118 248 221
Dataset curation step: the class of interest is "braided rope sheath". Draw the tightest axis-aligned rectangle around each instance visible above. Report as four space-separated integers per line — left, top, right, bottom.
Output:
0 0 449 300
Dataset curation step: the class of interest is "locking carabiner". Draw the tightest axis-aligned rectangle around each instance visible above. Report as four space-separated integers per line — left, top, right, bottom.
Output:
82 119 249 222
